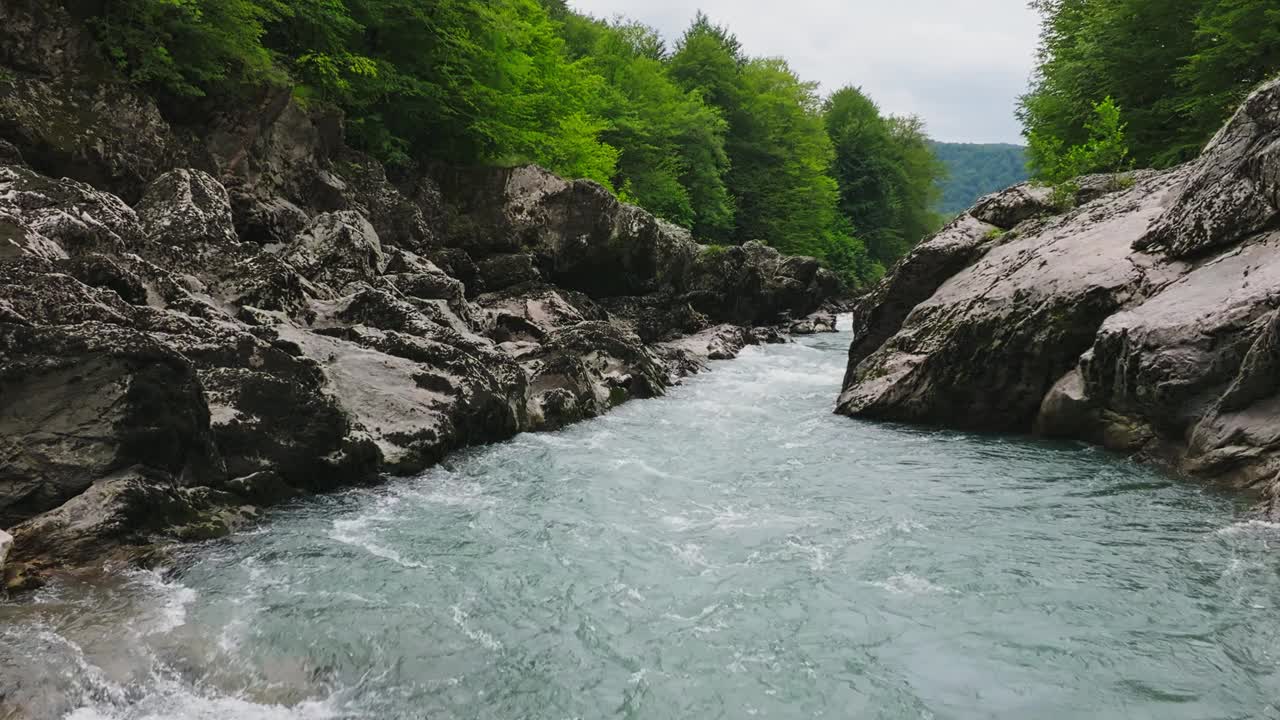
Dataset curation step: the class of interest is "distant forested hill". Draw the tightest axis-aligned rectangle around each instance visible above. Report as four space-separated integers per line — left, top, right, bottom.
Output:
930 142 1028 215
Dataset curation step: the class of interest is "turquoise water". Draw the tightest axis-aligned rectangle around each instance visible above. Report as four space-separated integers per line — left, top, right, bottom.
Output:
3 320 1280 719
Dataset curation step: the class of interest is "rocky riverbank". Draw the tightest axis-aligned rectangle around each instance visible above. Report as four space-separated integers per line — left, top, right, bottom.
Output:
838 77 1280 517
0 0 841 591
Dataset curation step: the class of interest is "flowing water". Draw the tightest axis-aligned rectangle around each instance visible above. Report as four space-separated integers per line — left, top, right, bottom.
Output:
4 318 1280 720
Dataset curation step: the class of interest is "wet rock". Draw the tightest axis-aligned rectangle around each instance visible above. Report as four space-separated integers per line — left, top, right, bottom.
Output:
8 467 243 565
790 313 837 335
657 325 754 379
177 325 380 491
0 323 224 529
275 324 522 473
526 321 667 431
1182 308 1280 487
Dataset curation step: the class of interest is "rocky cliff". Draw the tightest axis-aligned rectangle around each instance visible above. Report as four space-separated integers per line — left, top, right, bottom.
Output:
0 1 840 590
838 78 1280 517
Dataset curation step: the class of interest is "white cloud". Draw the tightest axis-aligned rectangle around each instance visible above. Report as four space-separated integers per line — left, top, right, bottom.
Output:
567 0 1042 144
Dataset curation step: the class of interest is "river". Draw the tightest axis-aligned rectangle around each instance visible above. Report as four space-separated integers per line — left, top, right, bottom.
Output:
3 318 1279 719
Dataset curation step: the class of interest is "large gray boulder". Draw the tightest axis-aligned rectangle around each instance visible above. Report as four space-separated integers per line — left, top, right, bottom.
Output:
0 165 142 255
136 168 239 248
282 210 386 288
838 78 1280 515
0 322 224 529
837 167 1189 430
845 213 996 375
1136 77 1280 258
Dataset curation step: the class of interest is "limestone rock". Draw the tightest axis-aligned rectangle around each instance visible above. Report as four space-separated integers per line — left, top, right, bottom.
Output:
0 529 12 576
846 214 996 373
136 168 239 248
526 321 667 431
837 81 1280 514
0 165 142 256
837 167 1189 431
0 322 224 528
282 210 386 288
971 183 1056 229
1137 77 1280 258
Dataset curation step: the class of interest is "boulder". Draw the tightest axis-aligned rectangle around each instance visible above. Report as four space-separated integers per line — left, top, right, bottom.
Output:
1136 77 1280 258
282 210 386 288
790 313 837 335
837 167 1190 431
971 183 1056 229
476 252 540 292
846 214 996 373
657 325 756 379
136 168 239 248
0 322 224 528
0 165 142 255
688 242 840 326
229 190 310 246
526 321 667 431
0 529 12 576
8 467 246 566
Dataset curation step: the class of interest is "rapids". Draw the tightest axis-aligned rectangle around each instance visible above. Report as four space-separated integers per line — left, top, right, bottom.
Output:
3 318 1279 719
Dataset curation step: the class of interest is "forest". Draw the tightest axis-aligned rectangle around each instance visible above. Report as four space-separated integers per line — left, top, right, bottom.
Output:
84 0 947 287
930 143 1028 216
1022 0 1280 178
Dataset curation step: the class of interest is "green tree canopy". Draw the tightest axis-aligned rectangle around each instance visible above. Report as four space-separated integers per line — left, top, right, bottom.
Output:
824 87 944 270
85 1 949 288
1021 0 1280 172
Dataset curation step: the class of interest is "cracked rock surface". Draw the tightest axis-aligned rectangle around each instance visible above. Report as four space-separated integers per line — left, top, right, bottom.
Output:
838 78 1280 517
0 2 842 589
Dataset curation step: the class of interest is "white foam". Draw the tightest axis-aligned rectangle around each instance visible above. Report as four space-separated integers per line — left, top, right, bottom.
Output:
450 605 502 651
666 542 714 569
127 570 197 635
871 573 951 596
65 688 342 720
1215 520 1280 538
329 517 426 569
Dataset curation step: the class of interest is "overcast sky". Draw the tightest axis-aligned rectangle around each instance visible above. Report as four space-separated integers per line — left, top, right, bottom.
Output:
568 0 1043 145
